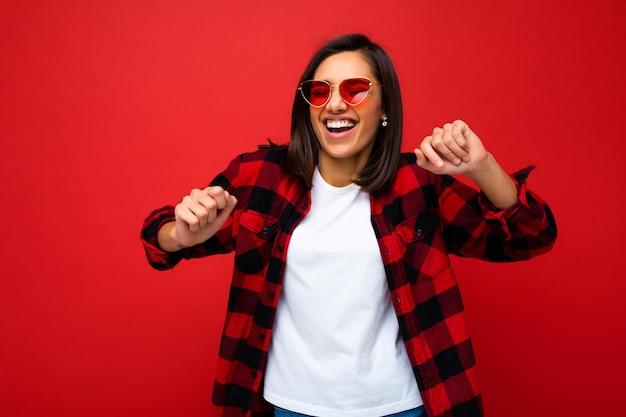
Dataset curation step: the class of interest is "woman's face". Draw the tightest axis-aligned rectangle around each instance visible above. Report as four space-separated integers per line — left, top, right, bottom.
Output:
309 51 386 181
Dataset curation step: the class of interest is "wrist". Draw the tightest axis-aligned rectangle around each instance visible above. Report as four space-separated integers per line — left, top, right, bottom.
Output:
465 152 496 184
158 222 186 252
467 153 518 210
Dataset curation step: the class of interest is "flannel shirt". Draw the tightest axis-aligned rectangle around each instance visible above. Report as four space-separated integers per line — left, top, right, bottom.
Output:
141 147 557 417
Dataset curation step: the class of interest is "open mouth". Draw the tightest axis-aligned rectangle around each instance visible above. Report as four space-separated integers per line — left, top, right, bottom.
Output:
326 119 356 133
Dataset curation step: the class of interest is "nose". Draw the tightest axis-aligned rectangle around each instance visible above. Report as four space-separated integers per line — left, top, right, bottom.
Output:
325 85 348 112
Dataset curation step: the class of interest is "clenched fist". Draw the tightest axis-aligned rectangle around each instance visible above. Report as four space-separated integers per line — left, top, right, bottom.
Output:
414 119 488 176
415 120 518 209
158 186 237 252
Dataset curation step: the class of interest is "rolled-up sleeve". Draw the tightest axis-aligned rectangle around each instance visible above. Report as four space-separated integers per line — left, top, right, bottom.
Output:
140 155 244 271
441 165 557 261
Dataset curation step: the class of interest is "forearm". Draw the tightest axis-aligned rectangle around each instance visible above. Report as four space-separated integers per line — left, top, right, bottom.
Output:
466 153 518 210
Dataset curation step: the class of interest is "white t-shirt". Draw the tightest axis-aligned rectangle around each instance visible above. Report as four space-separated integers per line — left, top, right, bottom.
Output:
263 168 422 417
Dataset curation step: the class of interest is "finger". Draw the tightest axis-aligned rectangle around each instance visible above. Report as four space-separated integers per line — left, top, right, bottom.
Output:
419 135 445 168
454 119 479 145
430 127 460 165
175 196 207 232
449 121 471 161
433 123 466 165
223 191 238 213
189 189 219 225
204 186 229 209
212 191 238 227
452 119 470 137
413 148 426 167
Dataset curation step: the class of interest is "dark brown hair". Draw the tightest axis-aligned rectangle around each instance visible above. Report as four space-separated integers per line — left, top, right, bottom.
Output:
285 33 403 193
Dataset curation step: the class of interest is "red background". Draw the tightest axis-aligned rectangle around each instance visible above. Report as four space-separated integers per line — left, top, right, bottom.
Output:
1 1 625 416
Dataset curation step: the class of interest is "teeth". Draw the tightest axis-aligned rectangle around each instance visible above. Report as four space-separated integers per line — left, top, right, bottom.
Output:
326 119 355 129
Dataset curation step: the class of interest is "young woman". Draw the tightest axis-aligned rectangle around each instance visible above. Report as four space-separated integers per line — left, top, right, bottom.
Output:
141 34 557 417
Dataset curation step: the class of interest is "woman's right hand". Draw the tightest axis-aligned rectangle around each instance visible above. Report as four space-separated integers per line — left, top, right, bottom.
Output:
158 186 238 252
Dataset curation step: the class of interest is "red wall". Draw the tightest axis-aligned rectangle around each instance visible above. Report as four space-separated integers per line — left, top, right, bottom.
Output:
2 1 625 415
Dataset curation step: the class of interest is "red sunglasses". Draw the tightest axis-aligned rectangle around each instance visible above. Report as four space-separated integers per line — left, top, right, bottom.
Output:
298 77 383 108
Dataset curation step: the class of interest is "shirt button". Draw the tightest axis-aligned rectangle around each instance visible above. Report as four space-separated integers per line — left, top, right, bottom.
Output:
259 334 266 341
301 203 308 209
268 292 275 300
251 371 257 378
277 245 284 252
262 227 269 235
416 228 423 236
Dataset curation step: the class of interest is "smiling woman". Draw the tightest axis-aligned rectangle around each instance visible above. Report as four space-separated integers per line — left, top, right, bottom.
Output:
141 33 557 417
287 36 404 193
306 51 387 187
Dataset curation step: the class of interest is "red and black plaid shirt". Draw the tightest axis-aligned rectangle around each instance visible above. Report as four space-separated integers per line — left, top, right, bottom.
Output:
141 148 557 417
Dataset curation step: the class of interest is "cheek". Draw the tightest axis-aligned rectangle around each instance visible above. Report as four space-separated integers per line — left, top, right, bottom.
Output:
310 111 325 137
359 112 382 139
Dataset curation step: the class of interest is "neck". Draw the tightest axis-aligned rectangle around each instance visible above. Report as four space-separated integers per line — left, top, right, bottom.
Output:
317 153 369 188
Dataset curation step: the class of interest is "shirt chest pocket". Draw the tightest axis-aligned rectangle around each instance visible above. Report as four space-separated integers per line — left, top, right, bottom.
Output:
235 210 279 274
394 210 443 281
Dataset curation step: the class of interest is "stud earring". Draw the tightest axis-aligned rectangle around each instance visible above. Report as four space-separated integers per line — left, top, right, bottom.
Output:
381 116 388 127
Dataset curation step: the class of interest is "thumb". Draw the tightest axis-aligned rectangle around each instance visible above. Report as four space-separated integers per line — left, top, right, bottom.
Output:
210 191 237 232
222 191 238 215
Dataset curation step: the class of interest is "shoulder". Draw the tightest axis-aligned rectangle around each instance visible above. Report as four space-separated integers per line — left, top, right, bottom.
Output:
393 152 433 185
393 152 458 187
223 145 300 189
372 153 441 223
381 152 456 209
222 146 287 177
375 153 436 201
236 145 286 165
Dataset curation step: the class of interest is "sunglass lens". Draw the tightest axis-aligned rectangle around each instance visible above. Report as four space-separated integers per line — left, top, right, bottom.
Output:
301 81 330 106
340 79 371 105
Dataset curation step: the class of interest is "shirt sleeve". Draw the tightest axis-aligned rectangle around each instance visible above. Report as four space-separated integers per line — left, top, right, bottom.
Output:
139 155 243 271
439 165 557 262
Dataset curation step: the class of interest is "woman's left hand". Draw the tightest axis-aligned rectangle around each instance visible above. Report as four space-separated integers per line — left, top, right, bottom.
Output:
416 119 519 209
414 119 489 176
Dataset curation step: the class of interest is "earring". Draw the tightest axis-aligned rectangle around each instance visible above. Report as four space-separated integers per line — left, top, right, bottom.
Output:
381 116 388 127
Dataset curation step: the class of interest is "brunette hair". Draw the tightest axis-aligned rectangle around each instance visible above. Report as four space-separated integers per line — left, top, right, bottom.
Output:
285 33 403 193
